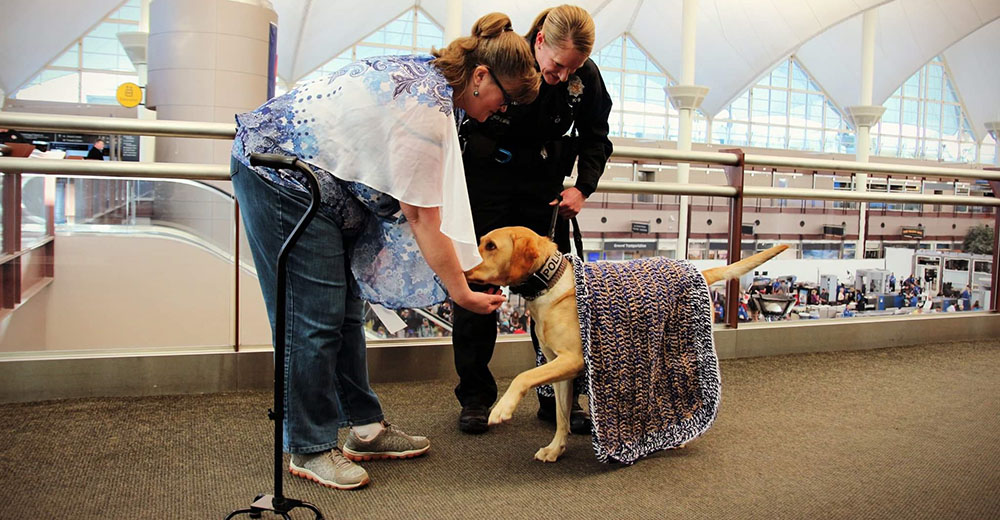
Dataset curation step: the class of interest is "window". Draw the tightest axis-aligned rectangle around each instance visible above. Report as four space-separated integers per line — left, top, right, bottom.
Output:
14 0 141 104
712 58 851 154
874 56 980 163
833 176 857 210
867 178 888 210
954 182 970 213
887 179 921 212
945 259 969 271
292 8 443 88
592 35 707 140
981 134 998 166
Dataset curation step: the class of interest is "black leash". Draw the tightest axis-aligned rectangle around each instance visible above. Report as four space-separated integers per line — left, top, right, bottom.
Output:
546 195 562 241
570 216 584 261
513 196 584 300
547 195 585 261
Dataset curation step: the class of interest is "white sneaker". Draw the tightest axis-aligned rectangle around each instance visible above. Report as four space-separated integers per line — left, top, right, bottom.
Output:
289 449 370 490
342 422 430 461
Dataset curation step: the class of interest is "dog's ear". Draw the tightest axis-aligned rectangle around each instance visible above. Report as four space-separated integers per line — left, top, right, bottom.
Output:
508 232 541 284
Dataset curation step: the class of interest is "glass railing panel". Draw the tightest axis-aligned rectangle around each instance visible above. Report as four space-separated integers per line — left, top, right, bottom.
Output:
236 221 271 349
726 198 993 324
359 299 513 340
5 150 990 355
736 195 879 322
365 301 464 339
0 177 236 354
235 223 466 346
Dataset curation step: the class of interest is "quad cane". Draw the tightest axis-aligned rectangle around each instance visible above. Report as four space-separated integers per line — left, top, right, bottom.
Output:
227 153 324 520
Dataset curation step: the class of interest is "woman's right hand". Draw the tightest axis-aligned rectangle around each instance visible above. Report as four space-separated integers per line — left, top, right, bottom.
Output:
455 289 506 314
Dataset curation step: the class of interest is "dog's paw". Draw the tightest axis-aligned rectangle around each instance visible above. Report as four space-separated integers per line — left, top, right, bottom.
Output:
534 444 566 463
488 405 514 425
488 396 518 425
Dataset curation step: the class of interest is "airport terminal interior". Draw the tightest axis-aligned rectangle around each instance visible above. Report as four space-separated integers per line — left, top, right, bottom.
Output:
0 0 998 518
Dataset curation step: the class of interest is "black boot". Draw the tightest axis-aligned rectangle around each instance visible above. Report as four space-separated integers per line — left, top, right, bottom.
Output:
536 394 556 422
537 393 591 434
458 405 489 434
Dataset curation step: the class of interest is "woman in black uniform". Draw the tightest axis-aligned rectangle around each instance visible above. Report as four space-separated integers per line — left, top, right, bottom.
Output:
452 4 613 434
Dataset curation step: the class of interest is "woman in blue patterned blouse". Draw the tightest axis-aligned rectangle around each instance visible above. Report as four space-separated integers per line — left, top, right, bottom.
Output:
230 13 540 490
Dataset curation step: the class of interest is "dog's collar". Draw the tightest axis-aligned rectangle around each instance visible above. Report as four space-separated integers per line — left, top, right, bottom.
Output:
509 252 568 301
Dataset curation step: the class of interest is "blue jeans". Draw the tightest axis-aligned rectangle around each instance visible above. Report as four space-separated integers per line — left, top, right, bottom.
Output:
231 157 384 454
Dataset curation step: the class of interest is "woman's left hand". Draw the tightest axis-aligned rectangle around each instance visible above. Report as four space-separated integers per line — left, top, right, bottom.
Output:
554 187 586 219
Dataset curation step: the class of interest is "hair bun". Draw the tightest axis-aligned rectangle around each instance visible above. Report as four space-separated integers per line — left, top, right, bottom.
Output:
472 12 514 39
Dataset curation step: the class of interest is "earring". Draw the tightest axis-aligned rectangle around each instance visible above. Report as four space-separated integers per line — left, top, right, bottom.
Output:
473 90 479 97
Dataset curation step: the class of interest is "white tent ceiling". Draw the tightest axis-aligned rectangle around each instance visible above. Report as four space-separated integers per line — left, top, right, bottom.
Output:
590 0 888 116
2 0 998 139
272 0 416 83
942 18 1000 141
796 0 1000 139
0 0 123 94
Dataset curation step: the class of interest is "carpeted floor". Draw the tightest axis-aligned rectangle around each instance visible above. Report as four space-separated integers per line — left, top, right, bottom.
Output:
1 341 998 520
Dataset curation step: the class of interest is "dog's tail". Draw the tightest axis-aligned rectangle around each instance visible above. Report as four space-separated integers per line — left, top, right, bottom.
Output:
701 244 789 286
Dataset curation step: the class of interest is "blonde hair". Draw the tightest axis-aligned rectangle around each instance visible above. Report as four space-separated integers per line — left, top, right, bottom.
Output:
526 5 595 56
431 13 540 105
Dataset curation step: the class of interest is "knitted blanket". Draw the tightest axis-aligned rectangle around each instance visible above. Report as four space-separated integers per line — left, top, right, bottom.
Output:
570 255 720 464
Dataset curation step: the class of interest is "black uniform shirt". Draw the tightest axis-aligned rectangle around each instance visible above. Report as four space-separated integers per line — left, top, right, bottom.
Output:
461 53 613 198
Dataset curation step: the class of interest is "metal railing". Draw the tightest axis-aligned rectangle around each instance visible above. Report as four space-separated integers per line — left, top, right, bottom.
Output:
0 112 235 139
586 179 1000 206
612 145 1000 182
0 112 997 345
0 157 994 208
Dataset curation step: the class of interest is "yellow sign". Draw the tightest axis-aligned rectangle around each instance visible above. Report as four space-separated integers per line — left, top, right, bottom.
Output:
116 82 143 108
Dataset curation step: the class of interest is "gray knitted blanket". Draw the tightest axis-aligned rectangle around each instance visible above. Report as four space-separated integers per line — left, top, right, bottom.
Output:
570 255 721 464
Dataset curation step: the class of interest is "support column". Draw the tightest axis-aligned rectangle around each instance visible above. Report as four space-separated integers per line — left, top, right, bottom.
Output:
845 8 884 259
444 0 462 43
665 0 708 260
146 0 277 165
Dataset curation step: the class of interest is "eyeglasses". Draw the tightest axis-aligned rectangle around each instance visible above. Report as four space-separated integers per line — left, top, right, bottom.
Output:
486 67 516 109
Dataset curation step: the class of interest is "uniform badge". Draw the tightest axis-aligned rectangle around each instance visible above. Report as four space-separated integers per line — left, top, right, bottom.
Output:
567 75 584 106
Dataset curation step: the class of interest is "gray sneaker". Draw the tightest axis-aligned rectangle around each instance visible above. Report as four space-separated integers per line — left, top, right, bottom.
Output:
342 422 430 461
289 449 370 490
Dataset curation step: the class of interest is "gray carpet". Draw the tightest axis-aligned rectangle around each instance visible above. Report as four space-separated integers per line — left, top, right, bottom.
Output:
1 341 998 519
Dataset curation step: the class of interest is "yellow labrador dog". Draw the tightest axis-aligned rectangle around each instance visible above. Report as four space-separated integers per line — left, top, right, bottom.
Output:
465 226 787 462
